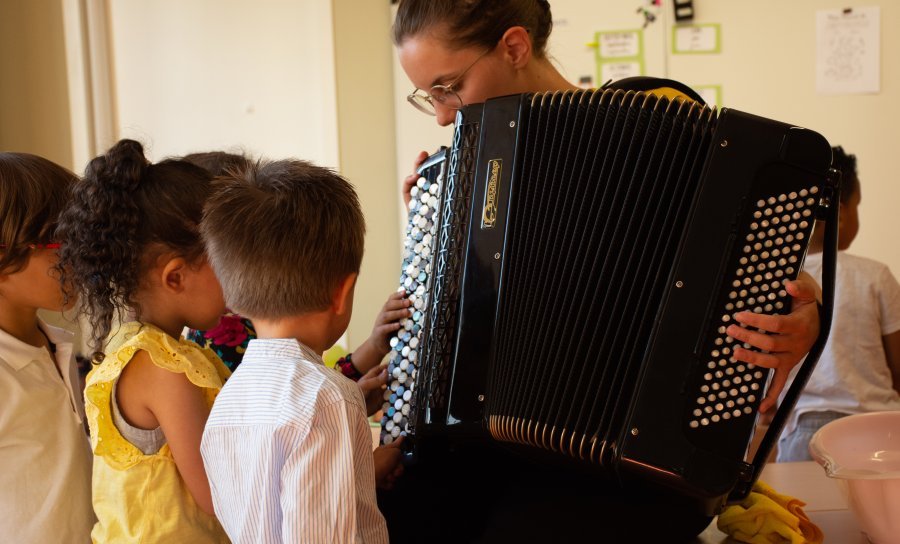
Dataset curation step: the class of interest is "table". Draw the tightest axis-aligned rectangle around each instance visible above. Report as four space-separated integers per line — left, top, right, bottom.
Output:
695 461 867 543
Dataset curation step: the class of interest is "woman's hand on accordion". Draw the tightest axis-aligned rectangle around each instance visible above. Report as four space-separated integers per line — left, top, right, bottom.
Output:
725 273 822 413
402 150 430 211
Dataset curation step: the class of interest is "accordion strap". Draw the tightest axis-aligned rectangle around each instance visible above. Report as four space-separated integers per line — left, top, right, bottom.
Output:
730 166 843 501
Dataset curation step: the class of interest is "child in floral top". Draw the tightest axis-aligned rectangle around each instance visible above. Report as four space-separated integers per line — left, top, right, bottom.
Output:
186 313 255 371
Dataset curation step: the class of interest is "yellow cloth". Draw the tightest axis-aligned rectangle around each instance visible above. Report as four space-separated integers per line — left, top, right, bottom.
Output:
717 480 824 544
85 322 231 543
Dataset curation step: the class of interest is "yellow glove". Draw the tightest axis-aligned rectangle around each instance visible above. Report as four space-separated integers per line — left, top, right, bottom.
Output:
717 480 824 544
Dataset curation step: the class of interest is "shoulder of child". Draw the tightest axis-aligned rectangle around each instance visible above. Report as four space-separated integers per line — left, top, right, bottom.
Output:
308 360 367 412
119 324 227 390
841 251 889 270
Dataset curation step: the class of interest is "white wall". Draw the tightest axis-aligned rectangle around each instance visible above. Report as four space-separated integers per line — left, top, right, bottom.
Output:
332 0 401 349
390 0 900 275
106 0 339 166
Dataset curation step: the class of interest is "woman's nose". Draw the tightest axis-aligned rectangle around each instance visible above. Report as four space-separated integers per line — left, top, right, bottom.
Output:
435 104 456 127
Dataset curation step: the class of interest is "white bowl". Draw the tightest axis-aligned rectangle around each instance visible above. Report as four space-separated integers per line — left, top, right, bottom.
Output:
808 411 900 544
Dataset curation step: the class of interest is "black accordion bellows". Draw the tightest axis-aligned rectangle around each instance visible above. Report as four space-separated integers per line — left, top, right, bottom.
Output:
489 90 714 457
391 87 836 507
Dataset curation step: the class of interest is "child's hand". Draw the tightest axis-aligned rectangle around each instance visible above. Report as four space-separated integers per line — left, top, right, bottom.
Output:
401 151 429 211
373 435 405 490
350 291 413 375
726 273 820 413
358 364 388 416
368 291 412 361
368 291 413 358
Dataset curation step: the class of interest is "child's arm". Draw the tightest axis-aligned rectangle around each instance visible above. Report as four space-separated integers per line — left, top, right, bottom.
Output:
349 291 413 375
884 330 900 394
723 274 820 413
117 351 216 515
357 363 389 416
373 436 405 490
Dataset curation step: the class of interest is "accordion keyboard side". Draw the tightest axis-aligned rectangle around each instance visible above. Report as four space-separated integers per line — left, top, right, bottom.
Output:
380 148 446 445
619 111 831 498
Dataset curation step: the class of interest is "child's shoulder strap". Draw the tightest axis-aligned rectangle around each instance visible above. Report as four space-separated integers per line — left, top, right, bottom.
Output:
121 324 230 390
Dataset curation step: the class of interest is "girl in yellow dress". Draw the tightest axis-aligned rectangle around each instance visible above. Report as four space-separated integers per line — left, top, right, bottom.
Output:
57 139 230 543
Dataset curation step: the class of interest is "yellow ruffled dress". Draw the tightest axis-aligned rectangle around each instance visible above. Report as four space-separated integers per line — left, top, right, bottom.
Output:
84 322 231 543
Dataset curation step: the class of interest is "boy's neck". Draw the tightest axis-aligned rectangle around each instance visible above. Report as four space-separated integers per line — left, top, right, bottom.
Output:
0 300 45 348
251 313 337 355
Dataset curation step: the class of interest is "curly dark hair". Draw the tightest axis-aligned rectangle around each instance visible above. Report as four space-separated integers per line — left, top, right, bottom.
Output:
392 0 553 58
831 146 860 204
56 139 213 361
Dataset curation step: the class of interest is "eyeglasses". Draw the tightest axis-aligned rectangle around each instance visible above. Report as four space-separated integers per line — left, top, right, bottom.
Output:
407 48 493 116
0 242 61 250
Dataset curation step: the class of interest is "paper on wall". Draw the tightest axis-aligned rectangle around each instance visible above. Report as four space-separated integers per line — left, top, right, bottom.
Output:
599 31 641 58
593 30 645 85
672 24 720 54
600 61 643 83
816 7 880 95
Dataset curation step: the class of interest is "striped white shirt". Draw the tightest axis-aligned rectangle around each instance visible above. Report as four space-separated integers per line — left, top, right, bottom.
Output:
201 339 387 543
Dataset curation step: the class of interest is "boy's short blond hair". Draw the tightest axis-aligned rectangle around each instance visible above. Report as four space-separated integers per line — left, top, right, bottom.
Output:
0 153 77 274
201 159 365 319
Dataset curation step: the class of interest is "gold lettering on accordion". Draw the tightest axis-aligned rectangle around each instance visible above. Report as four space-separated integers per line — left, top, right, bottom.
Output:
481 159 502 229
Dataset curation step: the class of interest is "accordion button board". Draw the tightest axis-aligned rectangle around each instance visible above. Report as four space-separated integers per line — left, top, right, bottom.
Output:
380 149 446 445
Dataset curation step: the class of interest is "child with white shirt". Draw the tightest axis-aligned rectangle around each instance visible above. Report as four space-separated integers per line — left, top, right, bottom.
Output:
777 146 900 461
0 153 95 541
200 159 399 543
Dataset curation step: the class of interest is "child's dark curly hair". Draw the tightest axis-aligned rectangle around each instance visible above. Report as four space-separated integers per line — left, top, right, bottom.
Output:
56 139 212 361
831 146 860 204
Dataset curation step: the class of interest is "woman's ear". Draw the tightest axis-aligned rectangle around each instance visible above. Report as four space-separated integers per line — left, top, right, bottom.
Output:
160 256 188 294
498 26 533 69
332 273 358 316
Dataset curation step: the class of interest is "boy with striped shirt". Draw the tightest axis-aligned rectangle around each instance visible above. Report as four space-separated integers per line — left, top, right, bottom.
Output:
200 160 398 543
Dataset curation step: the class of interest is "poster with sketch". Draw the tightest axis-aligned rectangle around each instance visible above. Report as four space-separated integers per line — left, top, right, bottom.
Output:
816 7 880 94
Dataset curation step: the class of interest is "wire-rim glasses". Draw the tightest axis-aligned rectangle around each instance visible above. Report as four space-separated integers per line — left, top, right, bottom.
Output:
406 48 493 116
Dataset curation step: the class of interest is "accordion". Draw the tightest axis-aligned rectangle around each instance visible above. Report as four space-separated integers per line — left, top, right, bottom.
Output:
383 87 837 511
